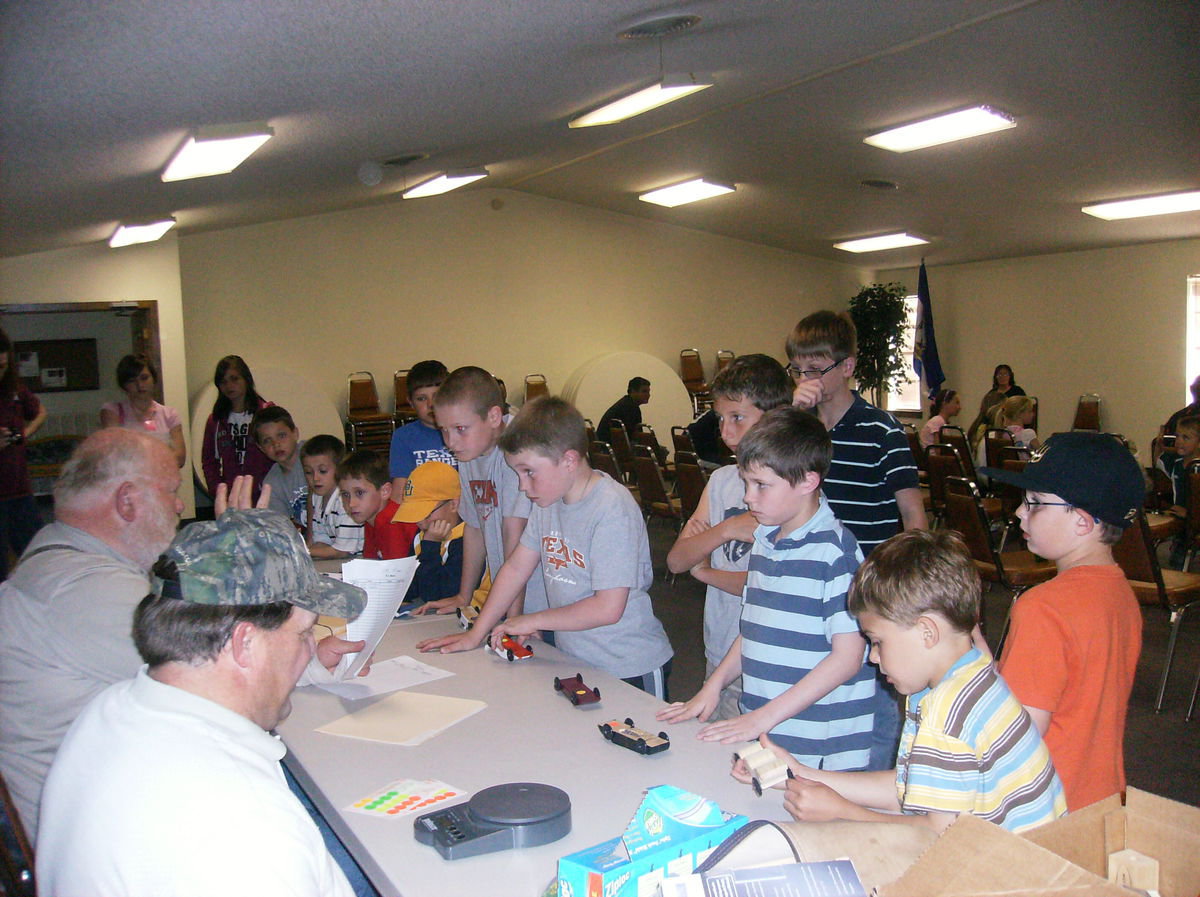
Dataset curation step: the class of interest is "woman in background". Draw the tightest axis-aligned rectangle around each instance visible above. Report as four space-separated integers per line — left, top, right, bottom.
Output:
0 326 47 579
969 364 1027 451
99 354 186 467
200 355 273 497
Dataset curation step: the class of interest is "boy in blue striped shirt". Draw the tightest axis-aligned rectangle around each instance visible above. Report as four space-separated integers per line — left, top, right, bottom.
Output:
659 407 877 770
736 529 1065 834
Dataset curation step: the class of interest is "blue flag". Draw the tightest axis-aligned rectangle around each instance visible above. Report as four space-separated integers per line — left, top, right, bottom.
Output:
912 261 945 400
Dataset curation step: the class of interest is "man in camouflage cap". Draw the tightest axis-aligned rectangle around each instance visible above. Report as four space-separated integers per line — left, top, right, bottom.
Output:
37 510 368 897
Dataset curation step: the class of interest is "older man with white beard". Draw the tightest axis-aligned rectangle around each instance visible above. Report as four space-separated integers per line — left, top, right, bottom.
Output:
0 429 185 841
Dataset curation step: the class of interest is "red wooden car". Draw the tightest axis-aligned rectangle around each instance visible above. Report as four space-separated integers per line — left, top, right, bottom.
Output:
486 634 533 662
553 673 600 706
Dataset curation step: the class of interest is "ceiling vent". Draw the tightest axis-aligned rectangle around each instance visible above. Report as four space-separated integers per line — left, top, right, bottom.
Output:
619 15 701 41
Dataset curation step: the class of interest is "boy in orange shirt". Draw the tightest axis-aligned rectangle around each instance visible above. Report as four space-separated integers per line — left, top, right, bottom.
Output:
981 432 1144 810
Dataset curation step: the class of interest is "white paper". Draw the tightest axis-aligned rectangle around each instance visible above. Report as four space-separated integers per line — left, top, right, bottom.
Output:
337 557 419 678
316 655 453 700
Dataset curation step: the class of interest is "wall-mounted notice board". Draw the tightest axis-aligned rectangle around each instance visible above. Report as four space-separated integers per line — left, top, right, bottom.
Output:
15 338 100 393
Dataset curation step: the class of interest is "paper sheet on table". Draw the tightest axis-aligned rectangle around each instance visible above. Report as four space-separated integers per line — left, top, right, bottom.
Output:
315 655 453 700
317 691 486 746
336 557 419 678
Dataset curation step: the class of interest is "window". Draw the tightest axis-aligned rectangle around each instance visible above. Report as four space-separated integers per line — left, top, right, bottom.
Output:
885 294 922 413
1187 275 1200 404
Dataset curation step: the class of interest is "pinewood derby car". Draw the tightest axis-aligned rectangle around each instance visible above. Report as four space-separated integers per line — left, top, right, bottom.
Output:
553 673 600 706
598 718 670 755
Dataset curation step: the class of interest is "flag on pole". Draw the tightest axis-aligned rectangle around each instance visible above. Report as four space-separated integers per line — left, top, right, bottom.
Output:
912 261 945 401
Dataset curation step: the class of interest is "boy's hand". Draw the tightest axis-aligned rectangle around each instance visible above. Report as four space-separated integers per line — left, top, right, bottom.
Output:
696 708 771 744
791 379 823 410
679 516 712 539
490 615 537 645
412 594 468 615
416 629 484 654
656 682 720 724
421 518 455 541
720 511 758 544
730 733 802 786
783 777 855 823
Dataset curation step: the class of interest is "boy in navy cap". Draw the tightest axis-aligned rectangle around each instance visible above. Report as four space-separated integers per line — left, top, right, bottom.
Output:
981 432 1144 812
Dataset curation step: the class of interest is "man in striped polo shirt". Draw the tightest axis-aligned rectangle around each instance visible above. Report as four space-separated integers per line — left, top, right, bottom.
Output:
739 530 1065 835
788 309 927 769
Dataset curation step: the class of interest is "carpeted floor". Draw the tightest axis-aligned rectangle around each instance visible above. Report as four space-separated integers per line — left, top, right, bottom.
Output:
645 519 1200 808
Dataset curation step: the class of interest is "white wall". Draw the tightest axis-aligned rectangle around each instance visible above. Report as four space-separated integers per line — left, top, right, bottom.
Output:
178 188 868 417
880 238 1200 459
0 237 195 514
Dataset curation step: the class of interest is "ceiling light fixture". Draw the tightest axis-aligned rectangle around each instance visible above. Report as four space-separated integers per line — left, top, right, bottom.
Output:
1082 189 1200 220
864 106 1015 153
833 232 929 253
108 218 176 248
569 73 712 128
639 178 735 208
161 122 274 182
401 168 489 199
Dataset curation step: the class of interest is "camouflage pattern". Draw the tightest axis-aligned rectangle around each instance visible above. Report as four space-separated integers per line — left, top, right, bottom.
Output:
159 509 366 618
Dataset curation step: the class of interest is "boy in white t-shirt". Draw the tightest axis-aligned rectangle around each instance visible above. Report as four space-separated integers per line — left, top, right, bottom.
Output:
665 354 793 718
301 434 363 559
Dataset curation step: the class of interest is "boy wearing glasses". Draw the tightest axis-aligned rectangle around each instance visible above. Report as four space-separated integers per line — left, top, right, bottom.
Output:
787 310 926 770
981 432 1144 811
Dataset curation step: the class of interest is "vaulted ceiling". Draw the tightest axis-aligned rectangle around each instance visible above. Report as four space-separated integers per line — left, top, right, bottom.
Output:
3 0 1198 267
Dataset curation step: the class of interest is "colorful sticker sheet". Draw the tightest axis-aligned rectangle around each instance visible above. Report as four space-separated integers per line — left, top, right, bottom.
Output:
346 778 466 818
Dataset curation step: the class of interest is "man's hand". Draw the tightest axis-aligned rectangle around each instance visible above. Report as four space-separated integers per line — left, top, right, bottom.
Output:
214 476 271 516
315 636 372 677
412 593 469 616
416 629 484 654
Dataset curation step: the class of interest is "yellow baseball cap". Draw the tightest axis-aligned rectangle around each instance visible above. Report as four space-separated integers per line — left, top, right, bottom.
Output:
392 461 461 523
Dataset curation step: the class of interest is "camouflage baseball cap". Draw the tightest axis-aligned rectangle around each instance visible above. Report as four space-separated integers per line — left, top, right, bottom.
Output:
156 509 366 619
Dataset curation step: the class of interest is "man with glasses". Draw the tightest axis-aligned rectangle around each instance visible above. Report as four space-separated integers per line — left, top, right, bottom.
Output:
981 432 1144 811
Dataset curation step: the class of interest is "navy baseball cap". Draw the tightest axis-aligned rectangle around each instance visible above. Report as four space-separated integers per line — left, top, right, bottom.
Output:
980 432 1144 529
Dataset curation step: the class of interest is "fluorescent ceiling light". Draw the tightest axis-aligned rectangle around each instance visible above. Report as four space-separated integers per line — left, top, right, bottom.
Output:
833 232 929 253
1082 190 1200 220
864 106 1015 153
108 218 176 248
569 74 712 128
161 122 274 182
401 169 489 199
639 178 735 208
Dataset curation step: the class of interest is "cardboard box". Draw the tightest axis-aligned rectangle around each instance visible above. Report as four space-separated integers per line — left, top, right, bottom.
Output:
557 785 748 897
1021 788 1200 897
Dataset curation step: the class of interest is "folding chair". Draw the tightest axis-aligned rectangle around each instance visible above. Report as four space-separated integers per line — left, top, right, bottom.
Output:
393 369 416 424
943 476 1056 653
523 373 549 403
634 423 672 475
715 349 735 373
589 441 638 503
346 372 395 453
924 444 960 528
606 420 637 484
983 428 1015 470
679 349 711 414
938 425 978 482
671 425 695 456
0 769 34 897
1071 393 1101 431
631 453 683 527
1111 509 1200 711
583 418 596 445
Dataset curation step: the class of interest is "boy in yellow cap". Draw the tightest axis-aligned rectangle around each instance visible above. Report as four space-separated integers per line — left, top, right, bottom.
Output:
394 461 468 607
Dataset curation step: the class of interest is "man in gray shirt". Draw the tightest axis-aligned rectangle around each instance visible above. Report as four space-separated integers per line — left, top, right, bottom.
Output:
0 429 183 840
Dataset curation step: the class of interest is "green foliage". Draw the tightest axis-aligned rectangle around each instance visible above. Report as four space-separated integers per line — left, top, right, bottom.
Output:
847 282 911 405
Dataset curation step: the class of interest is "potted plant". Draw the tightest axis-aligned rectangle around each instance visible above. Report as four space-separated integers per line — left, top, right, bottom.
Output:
847 282 910 408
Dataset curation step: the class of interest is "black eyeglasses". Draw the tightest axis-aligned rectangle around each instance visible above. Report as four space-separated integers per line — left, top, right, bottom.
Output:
786 359 843 381
1021 496 1074 513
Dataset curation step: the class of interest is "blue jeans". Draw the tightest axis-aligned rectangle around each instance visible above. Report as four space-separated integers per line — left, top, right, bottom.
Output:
867 676 902 772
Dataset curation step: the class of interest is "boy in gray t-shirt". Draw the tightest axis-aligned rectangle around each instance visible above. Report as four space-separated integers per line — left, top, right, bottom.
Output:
418 396 673 698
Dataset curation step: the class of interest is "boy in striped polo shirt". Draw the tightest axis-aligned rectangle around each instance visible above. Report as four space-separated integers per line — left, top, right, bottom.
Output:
738 529 1065 834
661 406 877 770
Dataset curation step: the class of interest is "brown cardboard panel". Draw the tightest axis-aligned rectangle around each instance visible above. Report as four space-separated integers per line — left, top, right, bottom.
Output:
1020 793 1121 876
880 814 1127 897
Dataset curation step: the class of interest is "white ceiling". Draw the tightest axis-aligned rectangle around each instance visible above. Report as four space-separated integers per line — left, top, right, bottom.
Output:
3 0 1198 266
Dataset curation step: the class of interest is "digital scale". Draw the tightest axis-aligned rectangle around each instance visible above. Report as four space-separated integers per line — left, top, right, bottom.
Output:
413 782 572 860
